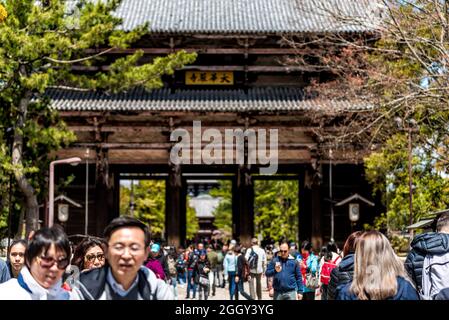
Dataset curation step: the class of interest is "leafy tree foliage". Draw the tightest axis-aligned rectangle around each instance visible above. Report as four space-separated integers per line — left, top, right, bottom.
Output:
365 133 449 232
254 180 299 243
119 180 199 241
209 179 299 243
0 0 196 237
209 180 233 240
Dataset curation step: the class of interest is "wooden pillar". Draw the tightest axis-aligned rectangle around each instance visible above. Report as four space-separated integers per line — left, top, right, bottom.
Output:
166 164 184 248
298 167 312 243
95 148 111 236
234 165 254 247
311 164 323 250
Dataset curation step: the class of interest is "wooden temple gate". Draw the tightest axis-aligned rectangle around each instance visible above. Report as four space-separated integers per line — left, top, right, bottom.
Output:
49 0 383 248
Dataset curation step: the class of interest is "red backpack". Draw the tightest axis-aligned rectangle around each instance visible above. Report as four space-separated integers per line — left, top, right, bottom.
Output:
320 256 341 285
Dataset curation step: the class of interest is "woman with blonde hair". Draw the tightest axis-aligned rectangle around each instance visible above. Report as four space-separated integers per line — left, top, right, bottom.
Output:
337 230 418 300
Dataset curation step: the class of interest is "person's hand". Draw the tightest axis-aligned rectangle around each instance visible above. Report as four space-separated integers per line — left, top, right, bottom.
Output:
297 293 303 300
275 264 282 272
204 267 210 273
235 276 239 283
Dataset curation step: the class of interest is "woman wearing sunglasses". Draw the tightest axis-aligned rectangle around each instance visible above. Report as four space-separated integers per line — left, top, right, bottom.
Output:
72 237 107 273
0 226 77 300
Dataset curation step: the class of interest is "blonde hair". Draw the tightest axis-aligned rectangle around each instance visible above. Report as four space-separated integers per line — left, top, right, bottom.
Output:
350 230 410 300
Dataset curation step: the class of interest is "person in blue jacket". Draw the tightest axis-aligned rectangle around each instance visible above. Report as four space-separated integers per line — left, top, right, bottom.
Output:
266 242 303 300
298 240 319 300
0 258 10 284
336 230 419 300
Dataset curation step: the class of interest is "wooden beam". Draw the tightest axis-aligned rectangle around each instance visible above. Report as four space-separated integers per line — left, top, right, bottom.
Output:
70 65 313 72
85 48 302 55
71 142 317 149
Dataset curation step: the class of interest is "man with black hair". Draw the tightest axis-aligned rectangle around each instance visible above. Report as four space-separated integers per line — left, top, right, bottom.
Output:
405 212 449 299
266 242 303 300
73 216 173 300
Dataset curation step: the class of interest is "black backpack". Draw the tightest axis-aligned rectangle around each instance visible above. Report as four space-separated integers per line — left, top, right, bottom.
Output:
247 248 259 270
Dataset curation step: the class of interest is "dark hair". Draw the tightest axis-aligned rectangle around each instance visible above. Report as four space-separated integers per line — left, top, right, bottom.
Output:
301 240 312 252
327 242 338 254
9 239 27 251
103 216 150 247
233 245 241 253
25 226 71 268
72 237 107 270
7 239 27 263
342 231 363 257
437 212 449 232
320 246 332 261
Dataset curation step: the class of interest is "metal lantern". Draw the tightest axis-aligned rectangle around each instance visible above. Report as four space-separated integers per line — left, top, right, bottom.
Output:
349 203 360 222
58 203 70 223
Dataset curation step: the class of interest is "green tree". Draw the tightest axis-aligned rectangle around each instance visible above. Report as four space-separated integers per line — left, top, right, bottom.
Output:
254 180 299 243
365 133 449 231
132 180 165 239
209 180 233 238
209 179 299 243
186 198 199 241
0 0 196 237
120 180 199 241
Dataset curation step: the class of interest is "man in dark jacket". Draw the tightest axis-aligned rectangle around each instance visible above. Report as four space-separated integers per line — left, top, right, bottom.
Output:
405 212 449 299
327 253 354 300
266 242 303 300
73 216 173 300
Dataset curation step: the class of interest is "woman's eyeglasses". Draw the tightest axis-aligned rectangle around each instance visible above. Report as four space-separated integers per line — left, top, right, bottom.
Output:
85 253 105 263
37 256 70 270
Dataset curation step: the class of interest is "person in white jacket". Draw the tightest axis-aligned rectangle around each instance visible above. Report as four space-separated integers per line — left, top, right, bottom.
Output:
72 216 174 300
245 238 267 300
0 226 77 300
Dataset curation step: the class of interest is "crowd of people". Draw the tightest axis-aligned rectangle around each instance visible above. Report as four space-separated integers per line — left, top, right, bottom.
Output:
1 212 449 300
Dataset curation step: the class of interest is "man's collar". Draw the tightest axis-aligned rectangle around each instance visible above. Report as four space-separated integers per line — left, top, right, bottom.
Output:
106 268 139 297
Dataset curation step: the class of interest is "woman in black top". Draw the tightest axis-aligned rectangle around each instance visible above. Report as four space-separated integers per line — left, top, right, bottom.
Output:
234 245 253 300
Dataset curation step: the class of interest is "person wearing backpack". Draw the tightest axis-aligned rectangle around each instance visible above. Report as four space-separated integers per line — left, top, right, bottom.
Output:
319 245 341 300
145 244 167 281
298 240 319 300
235 246 253 300
206 245 218 296
176 249 187 286
223 244 238 299
405 212 449 299
166 248 179 298
194 250 211 300
185 244 200 299
245 238 267 300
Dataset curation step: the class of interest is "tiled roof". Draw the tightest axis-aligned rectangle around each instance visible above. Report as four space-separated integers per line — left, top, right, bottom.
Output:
66 0 384 34
49 87 372 112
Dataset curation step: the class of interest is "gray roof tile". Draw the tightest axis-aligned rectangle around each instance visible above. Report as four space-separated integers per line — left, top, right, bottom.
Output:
108 0 384 34
48 87 372 112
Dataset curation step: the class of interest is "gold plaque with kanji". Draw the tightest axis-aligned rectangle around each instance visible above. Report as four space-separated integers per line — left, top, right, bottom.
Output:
185 71 234 85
